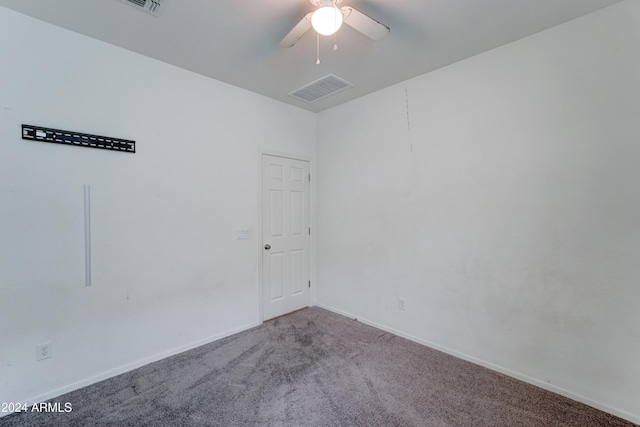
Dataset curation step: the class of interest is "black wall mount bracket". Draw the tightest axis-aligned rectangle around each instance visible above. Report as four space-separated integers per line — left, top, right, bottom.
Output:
22 124 135 153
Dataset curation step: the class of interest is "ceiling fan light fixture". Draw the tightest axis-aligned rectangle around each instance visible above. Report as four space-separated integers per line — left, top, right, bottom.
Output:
311 6 343 36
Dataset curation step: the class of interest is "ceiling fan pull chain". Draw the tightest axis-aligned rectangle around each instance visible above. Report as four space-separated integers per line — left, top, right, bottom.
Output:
316 32 321 65
334 32 338 51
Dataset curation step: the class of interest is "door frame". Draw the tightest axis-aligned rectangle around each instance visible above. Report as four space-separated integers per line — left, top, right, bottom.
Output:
258 149 315 322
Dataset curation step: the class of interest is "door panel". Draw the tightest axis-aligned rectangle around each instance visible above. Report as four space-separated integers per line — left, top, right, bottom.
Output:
269 252 285 301
269 190 284 237
291 191 303 235
291 249 304 295
262 154 310 320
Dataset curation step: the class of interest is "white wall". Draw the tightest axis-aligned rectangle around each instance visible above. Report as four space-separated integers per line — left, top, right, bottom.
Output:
0 7 315 405
317 0 640 423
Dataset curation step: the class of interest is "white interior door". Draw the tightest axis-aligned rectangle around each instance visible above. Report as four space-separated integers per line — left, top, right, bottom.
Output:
262 154 310 321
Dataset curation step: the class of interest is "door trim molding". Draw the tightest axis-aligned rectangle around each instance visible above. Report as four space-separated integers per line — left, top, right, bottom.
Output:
258 149 314 322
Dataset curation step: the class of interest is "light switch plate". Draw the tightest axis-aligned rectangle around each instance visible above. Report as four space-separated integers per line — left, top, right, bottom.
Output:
237 228 250 240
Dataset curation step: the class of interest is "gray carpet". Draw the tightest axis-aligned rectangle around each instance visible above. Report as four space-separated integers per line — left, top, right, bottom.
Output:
1 307 635 426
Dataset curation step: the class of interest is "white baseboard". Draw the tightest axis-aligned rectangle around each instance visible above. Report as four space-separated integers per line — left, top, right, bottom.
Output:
1 320 260 418
315 303 640 425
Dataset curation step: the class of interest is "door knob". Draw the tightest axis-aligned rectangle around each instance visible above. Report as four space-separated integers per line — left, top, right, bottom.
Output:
264 244 271 250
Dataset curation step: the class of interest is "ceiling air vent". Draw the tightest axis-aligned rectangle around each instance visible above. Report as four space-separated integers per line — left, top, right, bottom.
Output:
120 0 167 16
289 74 353 103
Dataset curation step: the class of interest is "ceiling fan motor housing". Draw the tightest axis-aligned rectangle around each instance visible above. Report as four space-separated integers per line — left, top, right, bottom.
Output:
310 0 343 7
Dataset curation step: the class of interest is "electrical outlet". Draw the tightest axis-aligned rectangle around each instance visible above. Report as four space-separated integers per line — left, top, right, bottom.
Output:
399 297 406 311
37 342 52 361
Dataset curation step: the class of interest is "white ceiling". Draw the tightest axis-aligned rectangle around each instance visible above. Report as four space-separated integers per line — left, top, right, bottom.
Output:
0 0 622 112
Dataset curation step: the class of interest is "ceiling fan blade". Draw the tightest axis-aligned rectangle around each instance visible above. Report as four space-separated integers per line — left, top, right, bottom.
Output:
279 12 313 48
341 6 389 41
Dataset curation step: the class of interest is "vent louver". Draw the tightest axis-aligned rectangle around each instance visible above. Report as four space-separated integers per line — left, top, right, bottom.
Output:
120 0 166 16
289 74 353 103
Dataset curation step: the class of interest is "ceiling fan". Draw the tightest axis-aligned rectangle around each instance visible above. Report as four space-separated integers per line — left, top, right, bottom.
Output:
279 0 390 49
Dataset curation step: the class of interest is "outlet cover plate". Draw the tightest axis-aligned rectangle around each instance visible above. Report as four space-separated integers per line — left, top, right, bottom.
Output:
37 342 52 361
